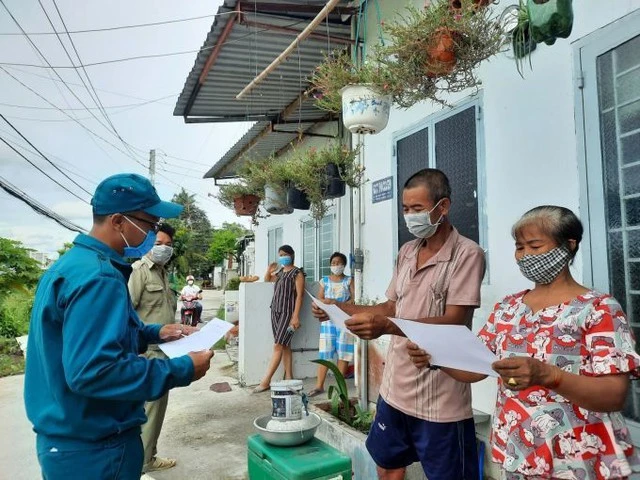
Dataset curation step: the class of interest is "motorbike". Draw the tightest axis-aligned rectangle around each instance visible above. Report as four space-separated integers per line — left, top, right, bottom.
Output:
181 297 198 326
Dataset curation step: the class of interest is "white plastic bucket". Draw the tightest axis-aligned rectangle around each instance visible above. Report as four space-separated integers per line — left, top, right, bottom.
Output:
270 380 304 421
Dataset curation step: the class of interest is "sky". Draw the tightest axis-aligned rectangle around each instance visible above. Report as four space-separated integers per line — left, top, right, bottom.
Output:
0 0 253 257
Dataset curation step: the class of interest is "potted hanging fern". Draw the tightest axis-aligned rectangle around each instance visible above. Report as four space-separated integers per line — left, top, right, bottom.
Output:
310 51 392 135
374 0 507 108
288 143 364 221
239 157 293 216
216 183 261 217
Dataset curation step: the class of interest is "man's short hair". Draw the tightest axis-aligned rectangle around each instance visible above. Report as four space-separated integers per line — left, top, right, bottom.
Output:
403 169 451 204
158 222 175 239
93 213 108 224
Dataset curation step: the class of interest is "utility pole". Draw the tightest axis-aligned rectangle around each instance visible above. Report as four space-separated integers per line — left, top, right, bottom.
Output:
149 149 156 186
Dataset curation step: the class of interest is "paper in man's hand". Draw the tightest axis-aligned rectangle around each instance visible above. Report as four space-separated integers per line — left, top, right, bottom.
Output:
159 318 233 359
305 290 349 330
390 318 498 377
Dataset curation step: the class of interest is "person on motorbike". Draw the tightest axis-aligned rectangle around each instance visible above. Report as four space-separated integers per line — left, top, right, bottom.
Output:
180 275 203 326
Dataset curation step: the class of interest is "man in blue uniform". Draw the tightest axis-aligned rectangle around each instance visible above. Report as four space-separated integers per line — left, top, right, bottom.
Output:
24 173 214 479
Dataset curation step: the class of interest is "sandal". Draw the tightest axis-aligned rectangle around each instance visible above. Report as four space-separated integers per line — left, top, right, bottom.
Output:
253 384 270 394
307 388 325 398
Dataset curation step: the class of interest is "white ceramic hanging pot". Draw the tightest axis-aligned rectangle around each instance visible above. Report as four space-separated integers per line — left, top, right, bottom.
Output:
340 84 391 135
264 184 293 215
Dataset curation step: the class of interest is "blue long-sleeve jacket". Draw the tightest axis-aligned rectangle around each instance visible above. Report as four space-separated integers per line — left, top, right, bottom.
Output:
24 234 193 443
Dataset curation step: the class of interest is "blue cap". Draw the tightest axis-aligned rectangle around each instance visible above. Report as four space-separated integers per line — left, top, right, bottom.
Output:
91 173 184 218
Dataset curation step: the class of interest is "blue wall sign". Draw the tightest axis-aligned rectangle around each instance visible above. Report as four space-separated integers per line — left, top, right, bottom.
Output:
372 176 394 204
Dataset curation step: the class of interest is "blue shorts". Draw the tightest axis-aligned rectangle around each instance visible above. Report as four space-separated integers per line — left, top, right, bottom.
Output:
366 397 479 480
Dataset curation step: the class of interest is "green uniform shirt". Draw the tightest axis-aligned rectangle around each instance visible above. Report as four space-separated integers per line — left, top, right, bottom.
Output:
128 256 177 349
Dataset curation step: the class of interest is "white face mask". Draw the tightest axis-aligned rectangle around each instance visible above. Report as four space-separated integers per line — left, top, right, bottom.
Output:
149 245 173 265
403 199 444 239
330 265 345 276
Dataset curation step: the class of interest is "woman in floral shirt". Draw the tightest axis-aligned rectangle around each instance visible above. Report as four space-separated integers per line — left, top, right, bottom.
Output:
408 206 640 479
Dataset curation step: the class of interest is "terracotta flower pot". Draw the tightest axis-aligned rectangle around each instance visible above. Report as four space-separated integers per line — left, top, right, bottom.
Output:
425 28 457 78
233 194 260 216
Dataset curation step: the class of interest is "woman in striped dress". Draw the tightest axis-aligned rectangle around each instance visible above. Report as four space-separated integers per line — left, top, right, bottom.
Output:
253 245 305 393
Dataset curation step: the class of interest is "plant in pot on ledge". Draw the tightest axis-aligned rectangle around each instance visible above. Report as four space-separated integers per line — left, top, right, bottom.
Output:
311 359 373 434
310 51 393 135
375 0 507 108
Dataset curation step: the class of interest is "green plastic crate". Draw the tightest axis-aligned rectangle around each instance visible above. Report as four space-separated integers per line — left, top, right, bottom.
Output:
247 434 352 480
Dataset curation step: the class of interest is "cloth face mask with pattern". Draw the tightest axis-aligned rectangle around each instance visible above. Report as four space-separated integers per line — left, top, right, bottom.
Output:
517 245 571 284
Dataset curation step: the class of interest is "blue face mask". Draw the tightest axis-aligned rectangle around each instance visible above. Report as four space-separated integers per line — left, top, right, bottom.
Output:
278 255 293 266
121 216 157 258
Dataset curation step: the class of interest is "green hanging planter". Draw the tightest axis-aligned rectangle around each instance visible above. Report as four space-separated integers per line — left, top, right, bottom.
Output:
527 0 573 46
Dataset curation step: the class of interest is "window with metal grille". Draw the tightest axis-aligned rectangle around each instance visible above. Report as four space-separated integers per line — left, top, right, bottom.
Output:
395 102 484 251
301 214 335 281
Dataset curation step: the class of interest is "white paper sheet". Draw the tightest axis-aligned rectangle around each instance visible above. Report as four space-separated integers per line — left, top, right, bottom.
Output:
305 290 349 330
390 318 498 377
159 318 233 359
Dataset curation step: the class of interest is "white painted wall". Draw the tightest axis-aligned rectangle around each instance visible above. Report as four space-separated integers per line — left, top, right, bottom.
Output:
238 281 321 386
356 1 640 416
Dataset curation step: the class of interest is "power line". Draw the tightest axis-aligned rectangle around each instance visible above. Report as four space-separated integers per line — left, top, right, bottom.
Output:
0 0 118 139
0 134 90 203
0 94 175 111
48 0 142 165
0 113 93 196
0 12 228 36
0 175 86 233
0 23 302 69
157 151 214 168
3 65 176 101
0 129 100 185
157 166 206 180
0 66 149 170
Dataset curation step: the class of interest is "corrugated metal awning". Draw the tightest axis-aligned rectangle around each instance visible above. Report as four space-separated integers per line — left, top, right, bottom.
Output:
204 120 339 179
174 0 354 124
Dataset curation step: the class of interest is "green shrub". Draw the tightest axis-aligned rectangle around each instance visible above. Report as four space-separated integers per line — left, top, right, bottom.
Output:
225 277 240 291
0 290 33 338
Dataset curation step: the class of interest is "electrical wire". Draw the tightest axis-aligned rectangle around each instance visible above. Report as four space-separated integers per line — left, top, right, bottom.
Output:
0 130 100 185
3 65 176 102
0 23 303 69
0 134 90 203
0 175 86 233
0 113 93 196
0 66 149 170
0 0 117 137
0 12 232 36
0 95 175 111
48 0 142 165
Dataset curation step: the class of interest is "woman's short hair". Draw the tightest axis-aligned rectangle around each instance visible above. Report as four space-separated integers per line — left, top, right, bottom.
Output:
158 222 175 239
329 252 347 266
512 206 583 258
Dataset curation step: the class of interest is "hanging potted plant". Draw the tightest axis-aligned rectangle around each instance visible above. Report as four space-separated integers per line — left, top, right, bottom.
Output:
239 157 293 216
289 143 364 221
286 184 311 210
216 183 261 217
310 51 392 135
375 0 507 108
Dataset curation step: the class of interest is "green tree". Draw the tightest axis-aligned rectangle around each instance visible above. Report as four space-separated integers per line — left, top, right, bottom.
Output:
208 223 250 284
171 189 213 278
57 242 73 257
0 238 41 295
